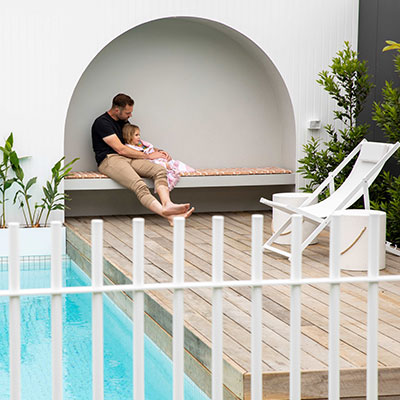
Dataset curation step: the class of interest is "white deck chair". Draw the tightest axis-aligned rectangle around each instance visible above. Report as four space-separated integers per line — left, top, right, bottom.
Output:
260 139 400 258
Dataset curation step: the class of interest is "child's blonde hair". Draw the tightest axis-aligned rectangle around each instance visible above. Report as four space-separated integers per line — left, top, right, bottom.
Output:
122 123 140 144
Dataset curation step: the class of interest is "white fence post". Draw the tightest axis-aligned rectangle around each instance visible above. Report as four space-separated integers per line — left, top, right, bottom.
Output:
251 214 263 400
92 220 104 400
212 216 224 399
9 223 21 400
290 215 303 400
51 221 63 400
329 214 341 400
367 213 380 399
133 218 145 400
173 217 185 400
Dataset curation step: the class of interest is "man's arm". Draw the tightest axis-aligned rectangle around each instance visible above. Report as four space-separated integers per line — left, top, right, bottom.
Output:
153 146 172 161
103 134 166 160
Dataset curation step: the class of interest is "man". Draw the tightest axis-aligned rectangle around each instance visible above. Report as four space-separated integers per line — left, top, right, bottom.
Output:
92 93 194 224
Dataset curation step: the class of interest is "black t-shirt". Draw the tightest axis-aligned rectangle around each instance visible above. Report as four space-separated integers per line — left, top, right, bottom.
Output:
91 112 128 166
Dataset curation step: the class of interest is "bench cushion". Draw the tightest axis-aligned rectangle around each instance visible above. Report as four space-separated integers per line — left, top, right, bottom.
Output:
65 167 295 190
66 167 292 180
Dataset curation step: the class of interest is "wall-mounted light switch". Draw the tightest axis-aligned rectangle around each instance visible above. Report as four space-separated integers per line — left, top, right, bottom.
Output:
307 120 321 130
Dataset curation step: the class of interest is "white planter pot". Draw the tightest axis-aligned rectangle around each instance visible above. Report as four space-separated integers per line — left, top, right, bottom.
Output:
0 226 66 257
336 210 386 271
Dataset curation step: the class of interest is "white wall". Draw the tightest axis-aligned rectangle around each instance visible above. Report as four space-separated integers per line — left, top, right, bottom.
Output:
0 0 359 223
65 17 294 171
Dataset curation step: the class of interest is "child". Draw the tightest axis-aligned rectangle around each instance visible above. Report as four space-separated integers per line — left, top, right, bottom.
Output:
122 123 195 190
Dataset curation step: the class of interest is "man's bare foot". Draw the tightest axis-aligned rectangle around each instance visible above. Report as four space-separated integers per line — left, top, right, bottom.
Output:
167 207 195 226
162 201 190 217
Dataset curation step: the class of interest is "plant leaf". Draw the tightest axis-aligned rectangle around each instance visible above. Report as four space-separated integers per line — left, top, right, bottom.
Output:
26 177 37 191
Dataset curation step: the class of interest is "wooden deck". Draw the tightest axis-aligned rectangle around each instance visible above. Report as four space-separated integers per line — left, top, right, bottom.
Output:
65 211 400 399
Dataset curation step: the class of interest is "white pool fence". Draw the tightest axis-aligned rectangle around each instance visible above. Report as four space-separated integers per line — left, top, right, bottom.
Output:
3 212 400 399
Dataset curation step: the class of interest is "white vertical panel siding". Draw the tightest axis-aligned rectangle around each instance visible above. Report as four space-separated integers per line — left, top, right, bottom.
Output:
0 0 359 222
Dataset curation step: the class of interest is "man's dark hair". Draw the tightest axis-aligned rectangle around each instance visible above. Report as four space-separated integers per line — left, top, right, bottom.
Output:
112 93 134 108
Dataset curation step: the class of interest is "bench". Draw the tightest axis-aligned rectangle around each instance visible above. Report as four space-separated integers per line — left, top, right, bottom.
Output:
64 167 295 190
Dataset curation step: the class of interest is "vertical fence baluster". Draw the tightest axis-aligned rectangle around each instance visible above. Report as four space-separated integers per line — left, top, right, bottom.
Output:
328 215 340 400
329 214 341 400
9 223 20 400
367 213 380 399
51 221 63 400
92 220 104 400
290 215 302 400
251 214 263 400
173 217 185 400
133 218 145 400
212 216 224 399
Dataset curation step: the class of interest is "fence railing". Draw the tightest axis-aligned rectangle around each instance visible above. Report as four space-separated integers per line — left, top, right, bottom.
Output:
2 213 400 399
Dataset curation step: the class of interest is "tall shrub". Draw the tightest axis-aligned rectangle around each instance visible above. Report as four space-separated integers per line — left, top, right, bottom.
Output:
371 41 400 246
298 42 373 198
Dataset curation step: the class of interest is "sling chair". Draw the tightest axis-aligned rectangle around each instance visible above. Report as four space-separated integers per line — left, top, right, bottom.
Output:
260 139 400 259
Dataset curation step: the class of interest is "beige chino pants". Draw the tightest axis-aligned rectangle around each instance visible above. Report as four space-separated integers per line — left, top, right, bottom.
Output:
98 154 168 208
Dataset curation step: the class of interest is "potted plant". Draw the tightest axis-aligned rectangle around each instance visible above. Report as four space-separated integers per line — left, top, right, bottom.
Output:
0 132 78 256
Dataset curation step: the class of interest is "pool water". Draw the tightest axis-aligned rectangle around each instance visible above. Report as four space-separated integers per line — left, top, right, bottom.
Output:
0 257 209 399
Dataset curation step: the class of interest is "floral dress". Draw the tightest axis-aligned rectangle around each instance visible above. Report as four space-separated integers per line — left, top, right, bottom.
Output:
126 140 195 190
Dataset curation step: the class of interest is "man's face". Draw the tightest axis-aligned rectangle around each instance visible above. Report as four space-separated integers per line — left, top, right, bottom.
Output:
116 105 133 121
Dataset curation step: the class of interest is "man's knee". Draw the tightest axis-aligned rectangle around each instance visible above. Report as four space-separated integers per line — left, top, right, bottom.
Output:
153 164 167 180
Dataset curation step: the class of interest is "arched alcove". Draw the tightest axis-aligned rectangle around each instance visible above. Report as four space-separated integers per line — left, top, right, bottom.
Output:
64 17 295 172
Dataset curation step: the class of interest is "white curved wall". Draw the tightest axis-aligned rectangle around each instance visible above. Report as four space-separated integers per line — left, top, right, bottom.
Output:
0 0 359 223
65 18 295 171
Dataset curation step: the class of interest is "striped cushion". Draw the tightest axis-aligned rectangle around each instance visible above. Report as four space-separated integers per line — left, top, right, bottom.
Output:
66 167 292 179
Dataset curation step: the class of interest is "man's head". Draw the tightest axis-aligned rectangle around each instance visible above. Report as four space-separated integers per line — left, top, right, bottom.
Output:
110 93 134 121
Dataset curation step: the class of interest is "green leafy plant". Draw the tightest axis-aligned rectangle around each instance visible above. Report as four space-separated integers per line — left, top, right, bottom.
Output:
371 40 400 246
36 157 79 227
10 154 38 227
0 133 78 228
299 39 400 246
0 133 18 228
298 41 374 198
370 171 400 245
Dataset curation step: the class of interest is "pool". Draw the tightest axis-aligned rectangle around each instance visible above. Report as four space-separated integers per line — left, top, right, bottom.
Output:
0 257 209 399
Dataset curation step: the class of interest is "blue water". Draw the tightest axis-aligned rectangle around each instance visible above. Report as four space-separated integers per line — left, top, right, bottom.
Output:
0 258 209 399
